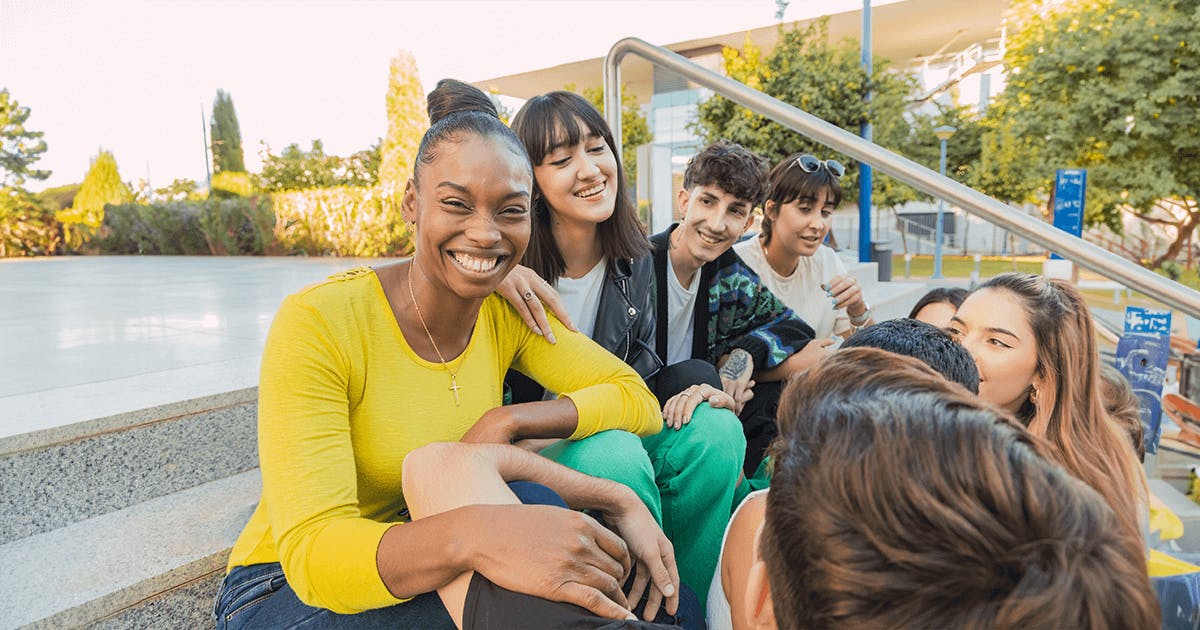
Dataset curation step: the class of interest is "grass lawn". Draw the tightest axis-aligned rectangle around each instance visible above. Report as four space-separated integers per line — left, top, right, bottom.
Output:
892 254 1043 279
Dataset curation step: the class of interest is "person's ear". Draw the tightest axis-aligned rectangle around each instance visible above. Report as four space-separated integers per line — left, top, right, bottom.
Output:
401 179 418 225
676 188 691 222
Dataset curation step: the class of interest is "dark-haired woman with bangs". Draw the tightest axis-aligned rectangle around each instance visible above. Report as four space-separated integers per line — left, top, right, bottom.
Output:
212 80 683 629
497 90 746 604
734 152 874 342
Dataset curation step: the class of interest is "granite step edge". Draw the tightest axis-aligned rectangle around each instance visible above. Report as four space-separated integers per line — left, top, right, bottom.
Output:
1 470 260 629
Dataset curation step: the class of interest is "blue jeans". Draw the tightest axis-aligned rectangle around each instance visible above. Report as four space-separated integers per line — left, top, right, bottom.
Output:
212 482 559 629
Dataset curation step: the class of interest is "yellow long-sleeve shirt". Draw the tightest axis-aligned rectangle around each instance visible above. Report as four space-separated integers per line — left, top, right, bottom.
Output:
227 267 659 613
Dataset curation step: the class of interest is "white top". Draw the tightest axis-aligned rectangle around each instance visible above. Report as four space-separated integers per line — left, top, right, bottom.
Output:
554 259 607 339
734 238 850 339
707 489 770 630
665 255 701 365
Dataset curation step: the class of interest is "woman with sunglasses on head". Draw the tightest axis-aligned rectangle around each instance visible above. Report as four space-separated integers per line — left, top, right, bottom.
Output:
495 90 746 605
213 80 682 629
733 153 874 342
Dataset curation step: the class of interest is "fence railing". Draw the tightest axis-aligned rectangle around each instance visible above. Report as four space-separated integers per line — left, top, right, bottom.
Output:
602 36 1200 318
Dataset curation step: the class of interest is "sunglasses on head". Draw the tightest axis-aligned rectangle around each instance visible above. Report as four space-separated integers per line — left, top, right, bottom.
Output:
789 154 846 179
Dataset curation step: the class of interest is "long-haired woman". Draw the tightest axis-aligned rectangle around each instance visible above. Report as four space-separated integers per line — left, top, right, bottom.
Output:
497 90 746 602
948 272 1147 543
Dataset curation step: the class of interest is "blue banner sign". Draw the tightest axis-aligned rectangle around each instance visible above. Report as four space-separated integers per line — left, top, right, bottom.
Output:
1050 168 1086 260
1117 306 1173 454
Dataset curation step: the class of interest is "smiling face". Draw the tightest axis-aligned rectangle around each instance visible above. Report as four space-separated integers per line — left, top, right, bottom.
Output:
765 187 835 258
947 288 1043 415
402 133 532 300
532 121 618 227
672 184 755 271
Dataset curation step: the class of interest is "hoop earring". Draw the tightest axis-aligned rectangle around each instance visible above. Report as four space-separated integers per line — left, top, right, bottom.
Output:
1029 387 1039 406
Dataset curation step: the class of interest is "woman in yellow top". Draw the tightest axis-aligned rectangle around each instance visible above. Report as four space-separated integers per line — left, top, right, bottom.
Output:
213 79 679 629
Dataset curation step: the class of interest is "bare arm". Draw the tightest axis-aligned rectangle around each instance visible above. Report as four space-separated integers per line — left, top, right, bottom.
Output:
459 398 580 444
402 442 680 626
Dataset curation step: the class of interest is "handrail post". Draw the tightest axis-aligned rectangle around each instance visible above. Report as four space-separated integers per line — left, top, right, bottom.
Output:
603 47 624 160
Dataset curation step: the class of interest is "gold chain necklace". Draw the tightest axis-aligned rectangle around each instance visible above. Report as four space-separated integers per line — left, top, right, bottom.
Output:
406 263 463 406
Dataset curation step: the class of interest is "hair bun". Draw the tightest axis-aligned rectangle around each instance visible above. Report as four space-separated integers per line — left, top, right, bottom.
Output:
426 79 499 126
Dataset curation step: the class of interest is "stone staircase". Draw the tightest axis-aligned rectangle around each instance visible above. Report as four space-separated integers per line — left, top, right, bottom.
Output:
0 390 261 629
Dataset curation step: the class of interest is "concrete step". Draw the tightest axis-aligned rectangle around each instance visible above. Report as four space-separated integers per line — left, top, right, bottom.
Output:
870 280 931 322
0 389 258 546
0 469 260 629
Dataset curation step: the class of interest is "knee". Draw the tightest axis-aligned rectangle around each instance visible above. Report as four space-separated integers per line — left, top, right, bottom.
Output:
683 405 746 466
551 430 654 487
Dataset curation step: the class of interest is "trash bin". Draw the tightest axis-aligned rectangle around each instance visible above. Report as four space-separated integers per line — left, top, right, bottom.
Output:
870 241 893 282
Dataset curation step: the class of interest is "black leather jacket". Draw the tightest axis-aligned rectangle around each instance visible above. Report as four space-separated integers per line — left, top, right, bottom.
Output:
506 254 663 404
593 254 663 380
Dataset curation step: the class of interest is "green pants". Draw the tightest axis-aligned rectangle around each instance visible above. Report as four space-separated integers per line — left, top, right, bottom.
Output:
542 403 745 605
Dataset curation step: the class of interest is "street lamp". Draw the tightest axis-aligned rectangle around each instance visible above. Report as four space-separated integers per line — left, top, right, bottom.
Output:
931 125 956 279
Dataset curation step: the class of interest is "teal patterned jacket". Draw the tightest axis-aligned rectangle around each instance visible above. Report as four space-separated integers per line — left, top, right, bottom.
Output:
650 224 816 370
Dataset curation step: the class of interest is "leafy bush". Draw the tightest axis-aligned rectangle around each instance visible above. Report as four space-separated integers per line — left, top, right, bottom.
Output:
273 186 411 256
0 187 60 256
210 171 254 199
95 197 275 255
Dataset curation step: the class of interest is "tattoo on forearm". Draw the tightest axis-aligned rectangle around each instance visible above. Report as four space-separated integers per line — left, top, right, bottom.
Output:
720 349 751 380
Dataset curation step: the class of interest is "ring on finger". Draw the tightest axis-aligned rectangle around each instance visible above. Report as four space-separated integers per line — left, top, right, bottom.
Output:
522 291 534 300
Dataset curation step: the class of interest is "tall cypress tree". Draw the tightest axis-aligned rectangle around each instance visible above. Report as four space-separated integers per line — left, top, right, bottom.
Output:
210 89 246 174
379 51 428 198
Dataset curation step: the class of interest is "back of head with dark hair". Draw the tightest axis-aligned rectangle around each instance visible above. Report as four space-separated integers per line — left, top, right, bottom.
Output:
763 347 1158 630
760 152 843 245
907 286 969 319
841 318 980 393
510 90 648 282
414 79 530 183
682 141 769 207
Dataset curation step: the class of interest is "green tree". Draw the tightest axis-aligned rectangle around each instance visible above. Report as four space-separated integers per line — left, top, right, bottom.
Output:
256 139 379 192
694 21 922 208
57 150 133 236
0 88 51 187
153 178 200 202
995 0 1200 268
35 182 81 211
1 186 59 256
578 85 653 178
211 89 246 174
379 51 428 199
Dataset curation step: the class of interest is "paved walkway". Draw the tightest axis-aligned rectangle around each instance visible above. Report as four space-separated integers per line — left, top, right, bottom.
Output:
0 257 371 442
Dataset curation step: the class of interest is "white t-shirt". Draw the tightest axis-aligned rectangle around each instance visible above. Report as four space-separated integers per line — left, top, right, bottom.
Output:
553 259 607 339
707 489 770 630
665 254 701 365
734 238 850 339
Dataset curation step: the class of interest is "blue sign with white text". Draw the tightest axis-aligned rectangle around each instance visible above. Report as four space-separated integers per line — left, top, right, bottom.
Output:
1050 169 1086 260
1117 307 1172 454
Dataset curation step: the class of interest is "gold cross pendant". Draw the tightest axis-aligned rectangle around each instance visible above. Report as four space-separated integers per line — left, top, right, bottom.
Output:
448 376 463 406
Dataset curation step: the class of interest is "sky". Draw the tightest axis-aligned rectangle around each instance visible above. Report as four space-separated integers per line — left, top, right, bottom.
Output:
0 0 884 190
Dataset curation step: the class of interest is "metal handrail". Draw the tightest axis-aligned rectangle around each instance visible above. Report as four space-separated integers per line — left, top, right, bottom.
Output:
603 37 1200 318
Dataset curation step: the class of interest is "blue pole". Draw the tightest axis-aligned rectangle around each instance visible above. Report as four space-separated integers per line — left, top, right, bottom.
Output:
858 0 872 263
932 138 947 279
